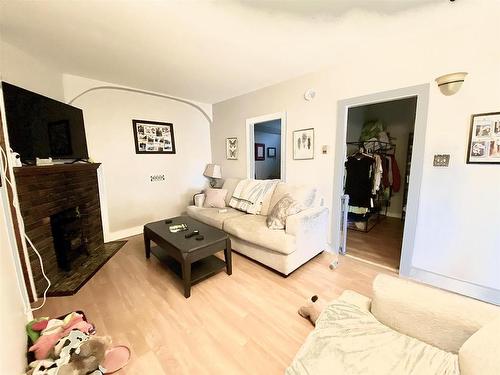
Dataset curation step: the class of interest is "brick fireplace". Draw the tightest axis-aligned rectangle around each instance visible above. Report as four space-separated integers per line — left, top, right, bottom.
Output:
14 163 104 295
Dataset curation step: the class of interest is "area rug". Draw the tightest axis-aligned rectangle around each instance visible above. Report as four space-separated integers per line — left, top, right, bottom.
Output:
47 241 127 296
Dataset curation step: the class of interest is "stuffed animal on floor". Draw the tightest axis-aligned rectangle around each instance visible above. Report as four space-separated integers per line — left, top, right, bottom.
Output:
298 295 327 326
58 335 111 375
26 332 111 375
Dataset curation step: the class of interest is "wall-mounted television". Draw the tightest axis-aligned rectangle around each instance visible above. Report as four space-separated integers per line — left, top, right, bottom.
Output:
2 82 89 163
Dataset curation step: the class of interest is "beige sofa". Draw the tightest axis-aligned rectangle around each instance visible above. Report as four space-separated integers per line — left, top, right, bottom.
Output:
287 274 500 374
186 178 329 275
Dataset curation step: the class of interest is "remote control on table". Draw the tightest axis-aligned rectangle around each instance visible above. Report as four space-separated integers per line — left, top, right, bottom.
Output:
185 230 200 238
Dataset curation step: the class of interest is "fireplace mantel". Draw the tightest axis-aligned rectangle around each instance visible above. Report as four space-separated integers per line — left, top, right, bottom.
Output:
13 163 101 176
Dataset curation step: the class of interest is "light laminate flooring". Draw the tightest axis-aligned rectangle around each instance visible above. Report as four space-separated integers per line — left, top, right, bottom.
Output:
34 234 392 374
347 216 404 270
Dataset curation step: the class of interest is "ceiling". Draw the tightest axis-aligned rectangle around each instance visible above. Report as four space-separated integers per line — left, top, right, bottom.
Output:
0 0 444 104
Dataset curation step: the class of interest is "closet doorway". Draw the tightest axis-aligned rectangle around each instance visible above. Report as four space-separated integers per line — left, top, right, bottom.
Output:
332 84 430 275
246 112 286 181
343 97 417 270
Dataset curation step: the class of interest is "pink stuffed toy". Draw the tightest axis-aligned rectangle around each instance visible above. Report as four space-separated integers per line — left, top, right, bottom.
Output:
29 313 94 360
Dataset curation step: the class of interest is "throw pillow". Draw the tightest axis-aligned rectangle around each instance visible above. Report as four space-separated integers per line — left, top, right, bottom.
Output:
266 195 303 230
203 188 227 208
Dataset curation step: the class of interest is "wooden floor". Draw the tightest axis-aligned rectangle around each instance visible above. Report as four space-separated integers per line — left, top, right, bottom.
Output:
347 216 404 270
34 235 392 374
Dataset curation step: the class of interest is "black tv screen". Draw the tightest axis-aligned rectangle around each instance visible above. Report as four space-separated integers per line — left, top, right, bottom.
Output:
2 82 89 162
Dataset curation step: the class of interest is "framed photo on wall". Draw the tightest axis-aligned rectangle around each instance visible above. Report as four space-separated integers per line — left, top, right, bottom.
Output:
466 112 500 164
267 147 276 158
132 120 176 154
255 143 265 161
293 128 314 160
226 137 238 160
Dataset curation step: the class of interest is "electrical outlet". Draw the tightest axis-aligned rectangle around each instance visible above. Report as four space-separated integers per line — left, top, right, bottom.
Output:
150 174 166 182
433 154 450 167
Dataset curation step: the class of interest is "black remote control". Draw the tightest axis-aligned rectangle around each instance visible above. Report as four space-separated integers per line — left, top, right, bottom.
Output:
165 219 172 224
195 235 204 241
185 230 200 238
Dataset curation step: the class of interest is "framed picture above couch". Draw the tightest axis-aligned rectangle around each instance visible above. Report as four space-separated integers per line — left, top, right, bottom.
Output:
293 128 314 160
226 137 238 160
132 119 176 154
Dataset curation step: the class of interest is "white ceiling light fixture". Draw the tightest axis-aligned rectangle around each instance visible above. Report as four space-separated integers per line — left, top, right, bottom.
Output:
435 72 468 96
304 88 316 101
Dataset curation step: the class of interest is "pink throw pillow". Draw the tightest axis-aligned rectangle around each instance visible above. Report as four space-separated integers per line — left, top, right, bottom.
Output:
203 188 227 208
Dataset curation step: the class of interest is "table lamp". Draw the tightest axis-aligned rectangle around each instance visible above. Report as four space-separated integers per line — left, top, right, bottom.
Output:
203 164 222 188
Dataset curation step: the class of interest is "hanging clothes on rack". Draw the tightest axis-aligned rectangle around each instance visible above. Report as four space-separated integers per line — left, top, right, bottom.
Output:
344 140 397 232
344 153 374 208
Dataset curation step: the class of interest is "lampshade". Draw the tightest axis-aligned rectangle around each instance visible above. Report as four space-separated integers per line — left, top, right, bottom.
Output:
203 164 222 179
435 72 468 96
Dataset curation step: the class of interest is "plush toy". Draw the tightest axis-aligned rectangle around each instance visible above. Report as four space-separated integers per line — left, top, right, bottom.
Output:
298 295 327 326
29 314 95 360
58 335 112 375
26 333 111 375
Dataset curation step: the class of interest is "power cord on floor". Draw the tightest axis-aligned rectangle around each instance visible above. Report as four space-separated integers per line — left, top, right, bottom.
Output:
0 146 51 313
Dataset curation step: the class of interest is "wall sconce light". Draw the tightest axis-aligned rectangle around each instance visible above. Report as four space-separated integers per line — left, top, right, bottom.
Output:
435 72 468 96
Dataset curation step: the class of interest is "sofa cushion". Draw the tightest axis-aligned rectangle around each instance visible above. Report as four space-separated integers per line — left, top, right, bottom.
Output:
224 214 295 255
371 274 500 353
266 195 303 230
269 183 316 213
459 317 500 375
221 178 241 206
203 188 227 208
186 206 245 230
287 299 459 375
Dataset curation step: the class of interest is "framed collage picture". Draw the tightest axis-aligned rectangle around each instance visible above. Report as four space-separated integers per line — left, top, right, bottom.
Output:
132 120 176 154
466 112 500 164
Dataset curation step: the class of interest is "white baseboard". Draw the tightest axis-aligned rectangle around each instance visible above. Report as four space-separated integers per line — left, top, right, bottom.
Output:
409 267 500 306
105 225 143 242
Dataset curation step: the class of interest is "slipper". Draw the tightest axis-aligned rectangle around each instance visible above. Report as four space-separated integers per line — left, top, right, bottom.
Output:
102 345 131 374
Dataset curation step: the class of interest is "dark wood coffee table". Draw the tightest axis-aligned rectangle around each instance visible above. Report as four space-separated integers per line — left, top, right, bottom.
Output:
144 216 232 298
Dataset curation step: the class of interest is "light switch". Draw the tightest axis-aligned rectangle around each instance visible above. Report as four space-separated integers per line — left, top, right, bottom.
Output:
322 145 328 155
433 154 450 167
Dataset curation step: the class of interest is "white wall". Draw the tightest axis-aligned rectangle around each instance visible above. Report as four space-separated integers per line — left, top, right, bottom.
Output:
0 191 30 373
0 41 64 100
254 130 281 179
212 2 500 304
63 74 212 240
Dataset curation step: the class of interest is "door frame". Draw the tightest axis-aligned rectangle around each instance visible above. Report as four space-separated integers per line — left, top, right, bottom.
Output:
332 84 430 277
246 112 287 181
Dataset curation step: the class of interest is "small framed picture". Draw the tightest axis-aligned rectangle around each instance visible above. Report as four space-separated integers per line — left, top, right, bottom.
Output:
132 120 176 154
467 112 500 164
255 143 265 161
226 137 238 160
267 147 276 158
293 128 314 160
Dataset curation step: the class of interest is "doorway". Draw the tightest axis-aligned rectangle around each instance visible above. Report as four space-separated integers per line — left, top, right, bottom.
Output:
344 97 417 270
246 112 286 181
332 85 430 276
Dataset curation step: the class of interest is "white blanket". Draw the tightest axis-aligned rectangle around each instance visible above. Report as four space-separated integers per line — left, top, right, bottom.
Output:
287 300 459 375
229 179 278 214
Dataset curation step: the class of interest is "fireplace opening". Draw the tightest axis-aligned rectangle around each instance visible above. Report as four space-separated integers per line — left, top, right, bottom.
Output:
50 206 89 271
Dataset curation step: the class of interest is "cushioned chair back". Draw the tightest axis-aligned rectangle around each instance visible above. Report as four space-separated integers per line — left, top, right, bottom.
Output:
371 274 500 353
